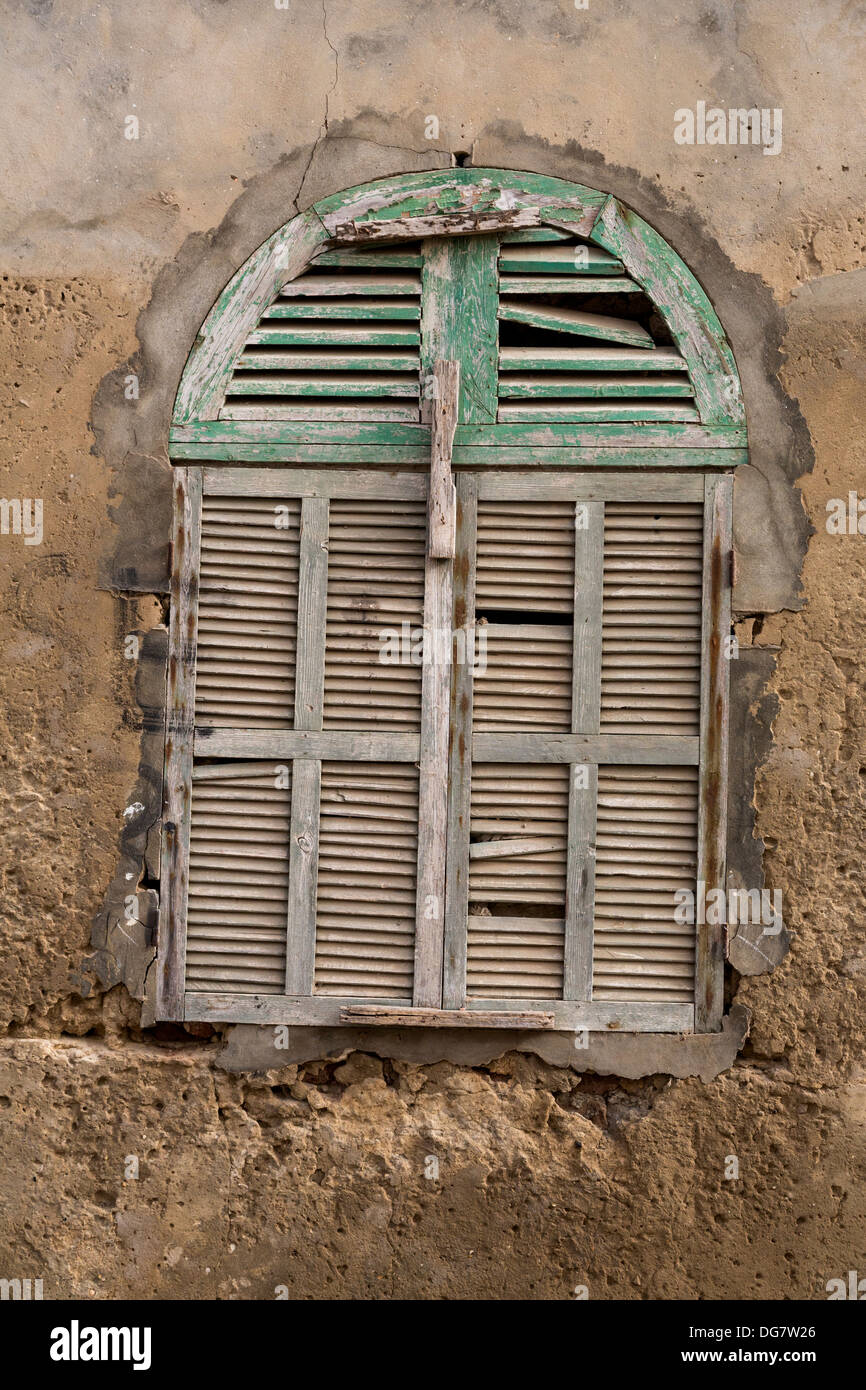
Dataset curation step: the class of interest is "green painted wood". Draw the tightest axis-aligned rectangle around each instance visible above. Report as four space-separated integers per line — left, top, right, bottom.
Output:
226 373 419 398
499 299 654 348
451 446 746 468
170 418 745 453
220 403 419 423
312 248 423 268
589 196 745 427
201 466 427 498
500 276 641 295
498 403 701 423
248 325 419 346
280 272 420 297
173 208 327 424
500 345 687 371
237 349 419 371
421 235 499 423
500 373 694 399
262 299 421 320
499 227 575 244
498 244 623 275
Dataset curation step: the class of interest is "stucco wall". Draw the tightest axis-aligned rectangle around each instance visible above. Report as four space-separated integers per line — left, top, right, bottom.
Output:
1 0 864 1299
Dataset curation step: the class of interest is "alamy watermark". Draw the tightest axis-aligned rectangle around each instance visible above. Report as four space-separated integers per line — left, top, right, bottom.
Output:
826 493 866 534
674 102 782 156
0 497 42 545
379 622 488 675
674 881 783 935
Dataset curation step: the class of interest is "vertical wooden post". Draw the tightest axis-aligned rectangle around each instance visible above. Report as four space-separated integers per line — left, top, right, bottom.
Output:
695 473 732 1031
427 361 459 559
443 474 478 1009
157 466 202 1021
285 496 329 996
564 499 603 1002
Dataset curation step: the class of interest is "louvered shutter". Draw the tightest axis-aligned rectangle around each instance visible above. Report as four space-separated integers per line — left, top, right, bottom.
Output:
443 470 731 1032
496 227 697 423
223 245 422 422
164 466 446 1025
162 176 739 1036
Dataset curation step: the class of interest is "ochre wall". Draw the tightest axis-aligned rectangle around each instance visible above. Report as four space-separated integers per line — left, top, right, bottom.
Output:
1 1 864 1299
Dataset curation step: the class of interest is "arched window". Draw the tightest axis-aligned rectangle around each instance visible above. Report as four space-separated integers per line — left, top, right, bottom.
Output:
158 169 744 1036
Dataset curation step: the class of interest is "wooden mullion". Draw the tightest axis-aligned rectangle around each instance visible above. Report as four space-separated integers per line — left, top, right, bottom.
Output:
421 236 499 424
443 474 477 1009
284 496 328 996
564 764 597 1001
473 733 699 764
413 549 453 1008
695 472 733 1031
157 466 202 1021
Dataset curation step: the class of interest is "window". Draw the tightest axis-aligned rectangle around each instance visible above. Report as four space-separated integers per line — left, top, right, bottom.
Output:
159 169 744 1036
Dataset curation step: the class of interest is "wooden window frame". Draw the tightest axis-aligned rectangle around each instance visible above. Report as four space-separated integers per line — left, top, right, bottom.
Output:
158 168 742 1035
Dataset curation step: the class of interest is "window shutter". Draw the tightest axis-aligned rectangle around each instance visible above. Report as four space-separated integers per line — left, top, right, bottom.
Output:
160 466 447 1025
163 173 740 1035
443 471 731 1032
496 228 698 424
223 245 423 423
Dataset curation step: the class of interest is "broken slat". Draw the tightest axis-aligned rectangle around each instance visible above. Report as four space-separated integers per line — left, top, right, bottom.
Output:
339 1004 555 1029
469 836 566 860
498 300 654 348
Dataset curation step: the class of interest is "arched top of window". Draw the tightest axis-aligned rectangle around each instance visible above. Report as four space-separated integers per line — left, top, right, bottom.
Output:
171 168 744 444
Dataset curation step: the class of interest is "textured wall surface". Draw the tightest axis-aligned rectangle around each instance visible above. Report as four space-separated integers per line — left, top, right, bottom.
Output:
1 0 864 1300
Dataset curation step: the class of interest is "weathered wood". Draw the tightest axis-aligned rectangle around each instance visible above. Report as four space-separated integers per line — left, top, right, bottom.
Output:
171 417 746 452
589 195 745 427
695 473 732 1031
184 991 693 1033
498 244 623 275
195 729 420 760
563 763 597 1002
285 758 321 995
173 209 326 424
500 346 688 372
278 271 420 297
573 499 603 730
333 207 542 242
473 733 699 764
421 235 498 424
413 543 453 1007
442 474 477 1010
339 1005 555 1028
501 276 641 295
428 360 459 558
227 373 420 397
313 247 423 269
500 227 575 244
238 348 419 370
203 467 427 499
499 403 700 423
220 403 420 423
499 300 654 348
156 466 202 1020
294 497 329 728
248 324 419 346
469 836 565 860
262 299 421 320
500 374 694 399
475 472 704 502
